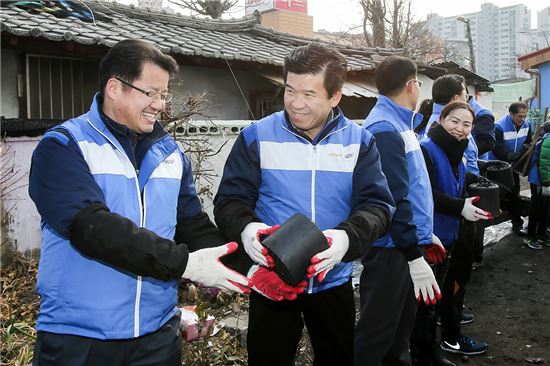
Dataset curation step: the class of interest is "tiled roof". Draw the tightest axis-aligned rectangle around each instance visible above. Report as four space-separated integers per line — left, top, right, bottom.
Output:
0 0 403 71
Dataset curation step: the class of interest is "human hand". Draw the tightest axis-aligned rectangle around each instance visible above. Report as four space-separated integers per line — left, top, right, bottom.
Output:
423 234 446 265
542 186 550 197
408 257 441 305
248 265 307 301
307 229 348 283
241 222 276 267
182 242 251 294
461 196 492 221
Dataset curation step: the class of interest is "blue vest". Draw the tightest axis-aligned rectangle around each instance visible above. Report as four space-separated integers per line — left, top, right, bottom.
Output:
421 138 465 247
245 109 366 293
36 96 182 339
487 115 530 160
364 95 434 247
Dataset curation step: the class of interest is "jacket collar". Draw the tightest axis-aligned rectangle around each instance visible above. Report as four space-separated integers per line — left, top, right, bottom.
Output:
376 95 423 130
283 106 346 144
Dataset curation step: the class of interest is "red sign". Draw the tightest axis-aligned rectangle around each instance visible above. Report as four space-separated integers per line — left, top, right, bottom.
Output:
275 0 307 14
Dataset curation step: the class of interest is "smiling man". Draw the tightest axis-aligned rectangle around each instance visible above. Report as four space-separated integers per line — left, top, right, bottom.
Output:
214 43 395 366
28 39 251 365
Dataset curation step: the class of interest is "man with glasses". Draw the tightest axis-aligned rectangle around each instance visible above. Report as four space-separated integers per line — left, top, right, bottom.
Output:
28 39 251 365
488 101 533 236
354 55 443 366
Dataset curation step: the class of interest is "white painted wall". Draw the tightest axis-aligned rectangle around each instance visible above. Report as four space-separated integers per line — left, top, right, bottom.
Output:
1 49 19 118
2 137 41 254
2 124 246 253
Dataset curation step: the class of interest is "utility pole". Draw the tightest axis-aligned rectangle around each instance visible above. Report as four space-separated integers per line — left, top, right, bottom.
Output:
457 16 476 73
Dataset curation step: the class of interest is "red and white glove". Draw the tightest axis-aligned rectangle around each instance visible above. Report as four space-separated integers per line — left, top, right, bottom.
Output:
241 222 278 267
423 234 447 265
461 196 492 221
248 265 307 301
408 257 441 305
182 242 251 294
307 229 349 283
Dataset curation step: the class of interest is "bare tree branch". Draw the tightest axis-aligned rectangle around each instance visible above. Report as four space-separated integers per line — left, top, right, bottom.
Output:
167 0 239 19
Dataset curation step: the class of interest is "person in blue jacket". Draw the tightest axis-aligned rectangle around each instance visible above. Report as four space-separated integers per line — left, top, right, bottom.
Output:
354 55 444 366
413 101 492 364
524 121 550 249
28 39 253 366
214 43 395 366
487 101 533 234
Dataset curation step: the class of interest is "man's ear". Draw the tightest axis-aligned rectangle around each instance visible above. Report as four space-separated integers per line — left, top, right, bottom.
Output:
104 78 119 102
330 89 343 108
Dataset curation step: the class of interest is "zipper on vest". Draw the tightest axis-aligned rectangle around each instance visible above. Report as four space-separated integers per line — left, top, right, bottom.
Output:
282 124 348 293
87 118 144 338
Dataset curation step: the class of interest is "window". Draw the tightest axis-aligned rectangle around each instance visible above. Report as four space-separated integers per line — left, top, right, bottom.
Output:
26 54 98 119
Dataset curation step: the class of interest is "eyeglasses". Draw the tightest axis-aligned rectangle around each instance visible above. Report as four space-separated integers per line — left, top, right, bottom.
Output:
115 77 173 103
408 79 423 88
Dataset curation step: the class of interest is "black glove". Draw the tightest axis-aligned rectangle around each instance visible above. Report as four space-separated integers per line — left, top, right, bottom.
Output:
507 152 521 162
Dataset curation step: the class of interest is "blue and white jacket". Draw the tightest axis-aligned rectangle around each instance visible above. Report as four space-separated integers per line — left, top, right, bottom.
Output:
29 95 204 339
487 115 531 160
363 95 433 256
214 108 395 294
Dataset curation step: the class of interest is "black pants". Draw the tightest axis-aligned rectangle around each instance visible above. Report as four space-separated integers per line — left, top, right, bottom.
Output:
410 255 451 364
508 173 523 228
354 247 417 366
440 220 476 342
247 279 355 366
472 219 486 263
32 314 182 366
527 184 550 239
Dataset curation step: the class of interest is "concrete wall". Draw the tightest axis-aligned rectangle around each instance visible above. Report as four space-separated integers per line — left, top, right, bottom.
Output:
2 137 41 255
2 125 245 253
1 49 19 118
174 66 275 120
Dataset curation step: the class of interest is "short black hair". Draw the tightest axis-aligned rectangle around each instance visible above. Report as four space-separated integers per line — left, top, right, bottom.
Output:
509 101 528 114
432 74 465 104
98 39 179 93
439 100 475 122
283 43 347 98
374 55 417 96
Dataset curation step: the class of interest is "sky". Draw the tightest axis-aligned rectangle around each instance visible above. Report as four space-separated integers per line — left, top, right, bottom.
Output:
221 0 549 33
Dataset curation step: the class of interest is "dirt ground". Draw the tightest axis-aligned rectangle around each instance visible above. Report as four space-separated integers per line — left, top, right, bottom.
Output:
442 229 550 365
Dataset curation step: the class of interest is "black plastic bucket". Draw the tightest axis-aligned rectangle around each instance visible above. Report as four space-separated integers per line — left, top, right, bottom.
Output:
486 161 515 190
261 214 328 285
468 182 500 217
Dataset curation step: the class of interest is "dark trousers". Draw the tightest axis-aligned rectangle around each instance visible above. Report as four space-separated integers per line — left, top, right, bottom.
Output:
527 184 550 239
354 247 417 366
508 173 523 228
410 255 451 364
247 279 355 366
32 314 182 366
472 220 486 263
440 220 476 342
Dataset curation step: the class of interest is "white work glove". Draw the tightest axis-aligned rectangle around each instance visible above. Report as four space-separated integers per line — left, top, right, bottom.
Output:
307 229 349 283
408 257 441 305
182 242 251 294
542 186 550 197
461 196 491 221
241 222 276 267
